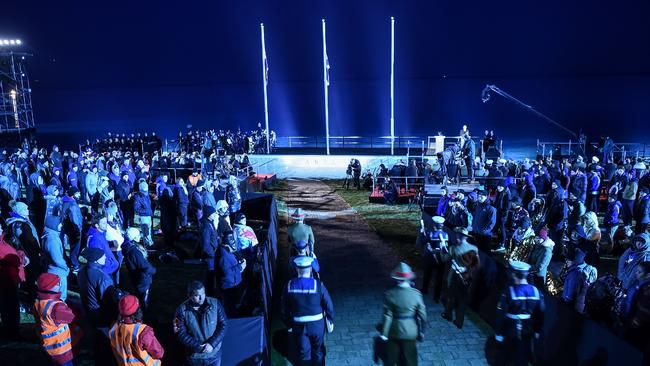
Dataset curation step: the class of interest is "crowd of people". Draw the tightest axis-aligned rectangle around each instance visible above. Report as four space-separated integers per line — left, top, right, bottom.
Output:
175 126 276 156
401 149 650 363
0 139 267 365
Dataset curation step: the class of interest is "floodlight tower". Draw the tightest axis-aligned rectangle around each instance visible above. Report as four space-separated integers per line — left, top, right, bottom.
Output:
0 38 35 133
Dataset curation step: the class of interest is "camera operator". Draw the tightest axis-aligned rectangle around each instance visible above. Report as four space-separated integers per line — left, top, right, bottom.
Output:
362 169 374 190
347 158 362 190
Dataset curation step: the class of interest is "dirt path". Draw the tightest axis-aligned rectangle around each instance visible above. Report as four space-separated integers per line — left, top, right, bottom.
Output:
283 179 487 365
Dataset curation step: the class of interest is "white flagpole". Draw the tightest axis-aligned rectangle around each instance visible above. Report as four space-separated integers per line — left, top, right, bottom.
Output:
390 17 395 156
261 23 270 155
322 19 330 155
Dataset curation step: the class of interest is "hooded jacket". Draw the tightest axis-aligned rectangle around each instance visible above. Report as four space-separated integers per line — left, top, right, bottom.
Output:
133 182 152 217
618 233 650 290
86 227 119 276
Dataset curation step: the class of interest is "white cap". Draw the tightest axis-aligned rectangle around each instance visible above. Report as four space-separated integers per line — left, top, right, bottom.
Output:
293 256 314 268
486 159 494 165
592 156 600 163
432 216 445 224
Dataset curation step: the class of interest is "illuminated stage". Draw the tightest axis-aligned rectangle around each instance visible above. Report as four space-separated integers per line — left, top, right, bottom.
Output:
248 154 411 179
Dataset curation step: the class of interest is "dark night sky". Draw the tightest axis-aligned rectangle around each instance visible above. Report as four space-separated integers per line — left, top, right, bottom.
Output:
2 0 650 147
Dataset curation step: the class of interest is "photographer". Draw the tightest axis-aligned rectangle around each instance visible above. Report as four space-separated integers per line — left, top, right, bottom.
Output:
347 158 362 190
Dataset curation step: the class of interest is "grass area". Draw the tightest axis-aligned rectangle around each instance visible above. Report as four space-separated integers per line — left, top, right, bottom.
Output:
323 179 423 269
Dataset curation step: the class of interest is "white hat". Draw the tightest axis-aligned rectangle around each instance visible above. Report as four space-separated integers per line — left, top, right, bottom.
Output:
592 156 600 163
126 227 141 241
486 159 494 165
293 256 314 269
509 260 531 273
499 158 507 164
474 157 481 163
634 161 647 170
432 216 445 224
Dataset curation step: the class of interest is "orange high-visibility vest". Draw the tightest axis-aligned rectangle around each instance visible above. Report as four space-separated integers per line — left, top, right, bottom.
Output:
109 322 161 366
34 299 74 357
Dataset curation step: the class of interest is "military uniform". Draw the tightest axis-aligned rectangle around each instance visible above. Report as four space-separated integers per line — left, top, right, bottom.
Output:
420 217 449 303
442 228 480 329
494 261 545 366
381 263 426 366
282 257 334 366
288 222 316 254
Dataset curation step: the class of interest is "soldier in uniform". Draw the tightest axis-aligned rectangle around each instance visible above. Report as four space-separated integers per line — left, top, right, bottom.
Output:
493 261 545 366
441 227 480 329
289 240 320 279
288 208 316 255
419 216 449 303
282 256 334 366
379 262 427 366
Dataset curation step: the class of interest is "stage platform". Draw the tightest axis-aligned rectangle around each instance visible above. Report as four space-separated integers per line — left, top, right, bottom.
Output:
249 154 417 179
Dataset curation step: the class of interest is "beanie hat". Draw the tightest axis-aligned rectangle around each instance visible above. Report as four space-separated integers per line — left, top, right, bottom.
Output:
10 201 29 218
37 273 60 292
204 205 217 219
126 227 141 242
235 212 246 224
573 249 586 265
118 295 140 316
81 247 105 263
539 228 548 239
139 181 148 193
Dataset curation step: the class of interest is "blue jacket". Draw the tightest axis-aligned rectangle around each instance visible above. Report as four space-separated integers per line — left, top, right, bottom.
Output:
86 227 119 276
61 195 83 231
200 218 219 257
175 184 190 205
635 196 650 224
569 172 587 203
43 228 69 276
436 195 450 216
587 173 601 194
472 201 496 236
123 239 156 293
605 201 622 226
78 262 115 313
133 191 153 216
216 246 242 289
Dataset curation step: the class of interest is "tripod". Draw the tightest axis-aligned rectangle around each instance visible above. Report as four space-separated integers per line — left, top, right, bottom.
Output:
342 173 352 189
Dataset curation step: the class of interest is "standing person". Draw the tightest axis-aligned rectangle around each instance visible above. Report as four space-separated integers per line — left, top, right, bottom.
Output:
61 187 83 271
493 183 511 252
115 171 133 230
159 187 178 251
586 167 601 213
618 233 650 291
109 295 164 366
419 216 448 303
561 249 597 314
493 261 545 366
462 137 475 183
216 231 246 316
527 229 555 290
5 200 44 299
288 208 316 255
0 226 26 340
436 186 451 217
33 273 83 366
379 262 427 366
85 165 99 206
232 213 259 262
441 228 480 329
134 180 154 246
191 182 204 225
200 206 220 296
634 188 650 235
288 240 320 278
78 247 117 327
604 195 622 251
175 177 190 228
547 181 569 258
174 281 228 366
43 215 70 301
621 172 638 226
123 228 156 310
226 175 242 214
623 262 650 353
471 190 496 253
282 256 335 366
87 215 119 278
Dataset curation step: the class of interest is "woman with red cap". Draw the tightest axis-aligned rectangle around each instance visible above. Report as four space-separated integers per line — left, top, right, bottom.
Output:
0 227 26 340
32 272 83 366
109 294 164 366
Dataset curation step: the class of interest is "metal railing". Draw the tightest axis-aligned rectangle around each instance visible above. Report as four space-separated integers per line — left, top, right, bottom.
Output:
275 135 428 150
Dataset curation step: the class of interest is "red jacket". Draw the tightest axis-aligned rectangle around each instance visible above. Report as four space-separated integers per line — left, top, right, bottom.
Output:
0 236 26 287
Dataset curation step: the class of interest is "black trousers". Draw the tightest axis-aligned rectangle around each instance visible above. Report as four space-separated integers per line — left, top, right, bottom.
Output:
386 339 417 366
444 275 469 328
421 254 444 303
473 233 493 253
